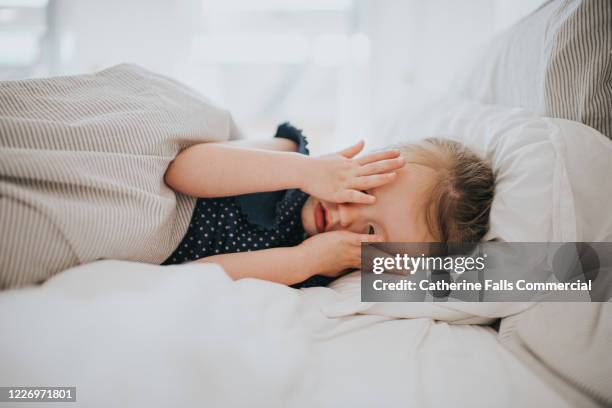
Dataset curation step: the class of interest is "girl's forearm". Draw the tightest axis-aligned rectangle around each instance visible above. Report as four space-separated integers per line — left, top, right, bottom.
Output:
193 246 311 286
165 142 309 198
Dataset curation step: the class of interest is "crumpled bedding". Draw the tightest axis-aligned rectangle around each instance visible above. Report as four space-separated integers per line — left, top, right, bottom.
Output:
0 260 569 408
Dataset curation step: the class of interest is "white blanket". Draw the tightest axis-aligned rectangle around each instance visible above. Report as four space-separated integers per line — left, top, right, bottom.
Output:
0 261 569 408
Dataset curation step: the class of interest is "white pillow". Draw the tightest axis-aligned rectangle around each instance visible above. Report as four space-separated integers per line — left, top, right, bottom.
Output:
550 119 612 241
323 98 612 320
374 98 612 242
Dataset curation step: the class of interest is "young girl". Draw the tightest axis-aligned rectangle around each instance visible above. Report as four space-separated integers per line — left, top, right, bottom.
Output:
163 123 495 287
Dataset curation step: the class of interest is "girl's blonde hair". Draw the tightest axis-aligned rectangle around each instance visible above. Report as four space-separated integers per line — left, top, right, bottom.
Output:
400 138 495 243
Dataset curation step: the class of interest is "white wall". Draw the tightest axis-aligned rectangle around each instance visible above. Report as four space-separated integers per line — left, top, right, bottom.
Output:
48 0 200 77
30 0 546 149
365 0 545 125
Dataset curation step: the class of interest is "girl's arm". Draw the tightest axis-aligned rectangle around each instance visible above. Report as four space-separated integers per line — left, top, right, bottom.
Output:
165 142 309 198
194 230 382 285
165 139 406 204
194 246 309 285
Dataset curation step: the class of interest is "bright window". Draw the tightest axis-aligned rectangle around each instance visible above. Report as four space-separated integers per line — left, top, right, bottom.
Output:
180 0 371 151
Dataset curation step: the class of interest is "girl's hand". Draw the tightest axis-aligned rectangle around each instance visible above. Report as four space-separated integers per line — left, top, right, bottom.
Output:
301 141 405 204
298 230 383 278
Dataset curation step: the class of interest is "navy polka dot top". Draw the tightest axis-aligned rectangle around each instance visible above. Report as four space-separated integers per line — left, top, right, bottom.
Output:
163 123 333 288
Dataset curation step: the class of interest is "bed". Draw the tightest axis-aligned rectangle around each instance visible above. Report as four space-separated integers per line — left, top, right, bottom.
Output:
0 261 571 408
1 1 611 407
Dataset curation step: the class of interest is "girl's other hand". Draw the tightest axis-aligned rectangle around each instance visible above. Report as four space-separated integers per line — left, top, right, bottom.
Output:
298 230 383 278
302 141 405 204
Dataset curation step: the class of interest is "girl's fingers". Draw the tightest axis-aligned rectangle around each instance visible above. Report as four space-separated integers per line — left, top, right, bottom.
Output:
350 173 397 190
360 233 384 243
356 149 401 165
343 189 376 204
356 157 405 176
349 233 384 245
339 140 365 159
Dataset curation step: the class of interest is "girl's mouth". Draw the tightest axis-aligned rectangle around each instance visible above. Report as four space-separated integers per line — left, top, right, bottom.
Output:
314 202 327 233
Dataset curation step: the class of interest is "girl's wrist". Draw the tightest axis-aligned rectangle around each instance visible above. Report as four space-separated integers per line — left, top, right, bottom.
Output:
290 244 316 282
290 153 313 191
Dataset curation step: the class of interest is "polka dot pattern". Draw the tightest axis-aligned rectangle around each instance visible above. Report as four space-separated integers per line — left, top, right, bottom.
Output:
163 190 309 265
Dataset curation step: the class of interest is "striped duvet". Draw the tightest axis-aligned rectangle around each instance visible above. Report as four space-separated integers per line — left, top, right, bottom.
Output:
0 64 241 289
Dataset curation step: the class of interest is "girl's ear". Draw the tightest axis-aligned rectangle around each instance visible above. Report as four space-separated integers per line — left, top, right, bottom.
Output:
339 140 365 159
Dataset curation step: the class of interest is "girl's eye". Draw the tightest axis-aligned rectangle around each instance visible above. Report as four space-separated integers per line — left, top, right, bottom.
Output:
367 225 376 235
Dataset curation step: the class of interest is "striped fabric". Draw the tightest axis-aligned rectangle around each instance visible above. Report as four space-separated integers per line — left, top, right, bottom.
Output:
458 0 612 140
0 64 242 289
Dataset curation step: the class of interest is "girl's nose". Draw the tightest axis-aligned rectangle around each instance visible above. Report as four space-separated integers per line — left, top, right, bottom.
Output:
337 203 361 229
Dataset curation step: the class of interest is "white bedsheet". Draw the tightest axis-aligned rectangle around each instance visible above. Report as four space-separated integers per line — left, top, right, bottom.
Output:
0 261 569 408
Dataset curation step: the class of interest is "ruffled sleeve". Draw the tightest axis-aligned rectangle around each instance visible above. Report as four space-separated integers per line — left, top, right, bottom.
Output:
234 122 310 230
274 122 310 155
